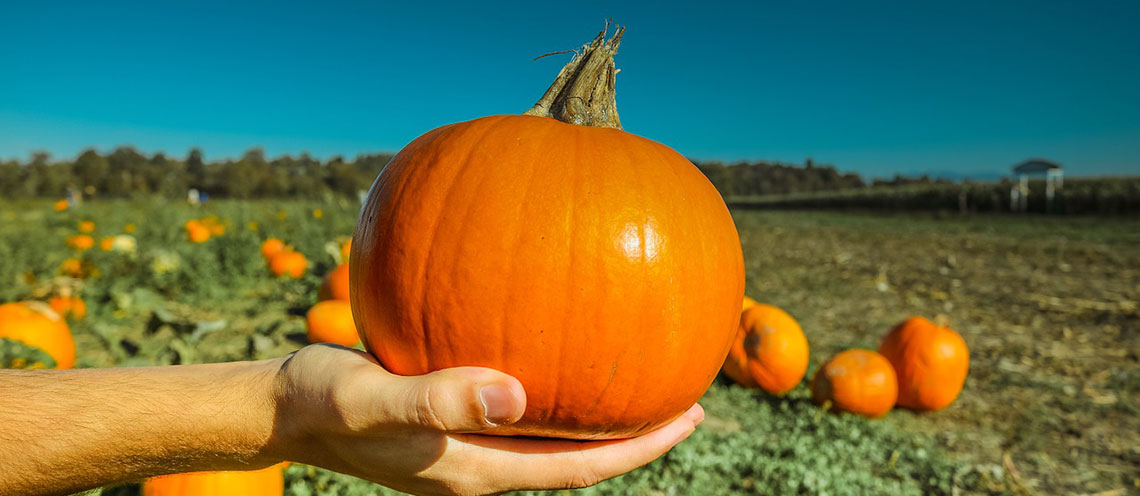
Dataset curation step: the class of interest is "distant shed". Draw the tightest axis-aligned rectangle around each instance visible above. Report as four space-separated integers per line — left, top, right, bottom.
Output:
1011 159 1064 212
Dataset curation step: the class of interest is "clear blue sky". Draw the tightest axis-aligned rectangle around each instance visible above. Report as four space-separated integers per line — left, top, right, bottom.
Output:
2 0 1138 178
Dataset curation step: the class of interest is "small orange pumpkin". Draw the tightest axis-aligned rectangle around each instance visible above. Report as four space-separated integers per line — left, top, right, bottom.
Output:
48 296 87 320
268 250 307 279
0 302 76 369
722 304 809 394
53 199 69 211
99 237 115 251
306 300 359 347
879 316 969 411
319 263 350 302
260 238 286 260
142 464 285 496
186 221 211 243
66 234 95 251
124 223 138 233
59 257 97 278
77 220 96 233
811 349 897 418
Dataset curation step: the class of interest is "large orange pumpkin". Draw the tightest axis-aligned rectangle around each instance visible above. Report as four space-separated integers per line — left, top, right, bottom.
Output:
879 316 969 411
48 296 87 320
0 302 76 369
260 238 286 260
350 28 744 439
811 349 897 418
268 250 307 279
721 304 809 394
142 464 284 496
306 300 359 347
319 263 350 301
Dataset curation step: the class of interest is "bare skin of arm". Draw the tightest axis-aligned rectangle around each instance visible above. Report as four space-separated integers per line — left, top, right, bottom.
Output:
0 344 704 496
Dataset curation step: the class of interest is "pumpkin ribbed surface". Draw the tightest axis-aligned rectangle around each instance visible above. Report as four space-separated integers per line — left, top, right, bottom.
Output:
352 114 744 439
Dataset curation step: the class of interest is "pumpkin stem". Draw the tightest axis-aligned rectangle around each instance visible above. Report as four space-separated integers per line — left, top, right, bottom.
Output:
524 23 624 129
933 314 952 328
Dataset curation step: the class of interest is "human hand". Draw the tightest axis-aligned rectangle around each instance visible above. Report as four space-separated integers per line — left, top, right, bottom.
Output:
265 344 705 496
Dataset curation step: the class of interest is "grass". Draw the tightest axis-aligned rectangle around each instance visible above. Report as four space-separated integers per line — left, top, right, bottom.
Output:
3 199 1136 495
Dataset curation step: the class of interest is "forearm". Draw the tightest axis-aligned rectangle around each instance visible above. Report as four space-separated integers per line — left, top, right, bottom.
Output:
0 359 285 496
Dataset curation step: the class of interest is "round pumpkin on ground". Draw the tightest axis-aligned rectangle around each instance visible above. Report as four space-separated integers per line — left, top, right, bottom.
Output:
185 221 210 243
722 304 809 394
879 315 969 412
142 464 285 496
0 301 76 369
319 263 350 301
350 28 744 440
811 349 897 418
306 300 359 347
268 250 307 279
48 296 86 320
67 234 94 251
260 238 286 260
77 220 96 233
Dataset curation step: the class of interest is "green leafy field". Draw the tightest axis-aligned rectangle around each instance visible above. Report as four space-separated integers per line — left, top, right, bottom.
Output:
3 199 1136 495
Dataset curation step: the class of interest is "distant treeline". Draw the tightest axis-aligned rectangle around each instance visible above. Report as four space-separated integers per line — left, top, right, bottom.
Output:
1 148 924 200
3 148 1137 214
0 148 393 199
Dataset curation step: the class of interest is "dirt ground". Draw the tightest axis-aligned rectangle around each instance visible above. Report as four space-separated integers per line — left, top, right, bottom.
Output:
732 209 1140 494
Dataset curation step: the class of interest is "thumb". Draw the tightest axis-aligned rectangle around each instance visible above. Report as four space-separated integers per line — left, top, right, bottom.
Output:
387 366 527 432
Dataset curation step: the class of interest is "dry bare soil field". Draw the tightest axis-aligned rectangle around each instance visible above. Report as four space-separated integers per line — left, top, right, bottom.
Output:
1 200 1137 495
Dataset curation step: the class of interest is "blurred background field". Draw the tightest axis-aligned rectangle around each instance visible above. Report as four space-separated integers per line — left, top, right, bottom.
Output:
4 198 1136 495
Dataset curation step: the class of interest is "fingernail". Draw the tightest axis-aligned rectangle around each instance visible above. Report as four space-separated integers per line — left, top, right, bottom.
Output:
479 384 516 425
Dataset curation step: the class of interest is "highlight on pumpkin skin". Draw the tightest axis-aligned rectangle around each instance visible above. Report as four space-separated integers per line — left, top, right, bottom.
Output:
879 315 969 412
811 349 897 419
0 301 76 369
721 303 809 395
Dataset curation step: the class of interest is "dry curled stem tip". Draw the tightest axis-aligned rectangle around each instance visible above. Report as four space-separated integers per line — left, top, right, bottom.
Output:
524 23 624 129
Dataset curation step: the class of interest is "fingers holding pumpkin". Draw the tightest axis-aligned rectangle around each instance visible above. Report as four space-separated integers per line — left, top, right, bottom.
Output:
329 361 527 434
452 403 704 492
